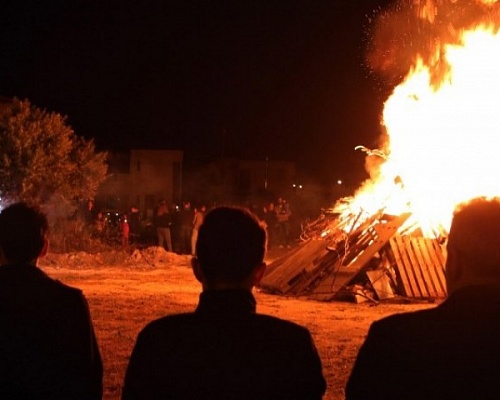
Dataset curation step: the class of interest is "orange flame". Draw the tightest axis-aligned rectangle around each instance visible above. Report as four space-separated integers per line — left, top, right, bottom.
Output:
339 12 500 237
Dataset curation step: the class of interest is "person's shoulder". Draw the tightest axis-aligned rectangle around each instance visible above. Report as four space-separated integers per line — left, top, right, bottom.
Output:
138 313 196 335
47 278 88 305
254 313 313 336
0 265 83 296
52 278 83 294
369 305 440 335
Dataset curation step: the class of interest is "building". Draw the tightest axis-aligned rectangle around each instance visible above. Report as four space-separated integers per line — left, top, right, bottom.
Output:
97 149 183 218
183 157 296 205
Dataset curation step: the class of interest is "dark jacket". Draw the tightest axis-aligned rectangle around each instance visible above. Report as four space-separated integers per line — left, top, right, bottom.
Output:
153 211 172 229
346 285 500 400
0 264 103 400
122 290 326 399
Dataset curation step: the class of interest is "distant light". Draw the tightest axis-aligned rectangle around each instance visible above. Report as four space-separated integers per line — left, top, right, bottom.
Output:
292 184 296 188
337 180 343 185
299 185 302 189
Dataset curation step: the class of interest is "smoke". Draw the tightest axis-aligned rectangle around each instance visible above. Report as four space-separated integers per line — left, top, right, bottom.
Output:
367 0 500 87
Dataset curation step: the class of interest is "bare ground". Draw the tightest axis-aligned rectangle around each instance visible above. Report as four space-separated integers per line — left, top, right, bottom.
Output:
39 248 435 400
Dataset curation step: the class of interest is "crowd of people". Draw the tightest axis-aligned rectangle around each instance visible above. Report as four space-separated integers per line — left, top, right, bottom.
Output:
2 196 499 399
80 199 205 254
256 196 293 248
82 196 297 253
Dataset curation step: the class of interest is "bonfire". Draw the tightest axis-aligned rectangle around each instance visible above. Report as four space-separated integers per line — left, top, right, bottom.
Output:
262 0 500 304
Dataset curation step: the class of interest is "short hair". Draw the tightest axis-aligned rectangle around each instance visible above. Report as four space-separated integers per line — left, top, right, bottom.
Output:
196 206 267 284
447 197 500 277
0 202 48 265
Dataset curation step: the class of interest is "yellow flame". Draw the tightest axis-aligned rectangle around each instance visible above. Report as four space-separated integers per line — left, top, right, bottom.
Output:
342 24 500 236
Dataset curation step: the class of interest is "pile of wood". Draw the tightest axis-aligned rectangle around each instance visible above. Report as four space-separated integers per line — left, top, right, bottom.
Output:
259 210 447 303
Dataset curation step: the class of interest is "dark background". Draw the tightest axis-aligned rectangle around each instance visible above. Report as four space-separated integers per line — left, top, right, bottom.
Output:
0 0 396 187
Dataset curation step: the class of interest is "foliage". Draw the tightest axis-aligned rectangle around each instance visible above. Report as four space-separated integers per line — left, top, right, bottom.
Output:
0 97 108 218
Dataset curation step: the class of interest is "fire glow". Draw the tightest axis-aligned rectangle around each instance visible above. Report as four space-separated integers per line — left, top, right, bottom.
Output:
338 1 500 237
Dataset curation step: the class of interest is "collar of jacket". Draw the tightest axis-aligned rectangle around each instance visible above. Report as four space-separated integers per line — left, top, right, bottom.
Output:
196 289 257 316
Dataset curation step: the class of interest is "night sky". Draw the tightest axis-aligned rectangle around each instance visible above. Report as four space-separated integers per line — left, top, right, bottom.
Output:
0 0 396 185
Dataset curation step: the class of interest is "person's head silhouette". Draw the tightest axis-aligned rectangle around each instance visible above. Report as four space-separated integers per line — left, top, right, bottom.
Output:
192 206 267 291
446 196 500 294
0 202 49 266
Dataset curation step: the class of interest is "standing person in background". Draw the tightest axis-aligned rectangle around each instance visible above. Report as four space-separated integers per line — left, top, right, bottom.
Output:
81 199 97 233
128 205 142 245
346 197 500 400
153 199 172 252
122 206 326 399
170 203 181 252
121 213 130 249
0 202 103 399
178 201 194 254
263 202 278 249
276 197 292 248
191 205 206 256
94 211 106 238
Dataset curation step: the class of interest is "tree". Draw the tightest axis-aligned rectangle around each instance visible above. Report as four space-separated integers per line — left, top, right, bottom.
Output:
0 97 108 218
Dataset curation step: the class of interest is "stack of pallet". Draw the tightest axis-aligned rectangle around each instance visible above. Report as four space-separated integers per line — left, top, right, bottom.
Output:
259 212 447 302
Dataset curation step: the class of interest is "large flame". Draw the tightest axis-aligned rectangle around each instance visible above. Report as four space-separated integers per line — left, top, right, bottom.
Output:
337 1 500 237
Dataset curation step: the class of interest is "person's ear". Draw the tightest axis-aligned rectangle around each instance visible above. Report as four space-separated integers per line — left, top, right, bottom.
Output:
191 257 204 284
445 248 463 292
40 238 49 258
252 262 267 286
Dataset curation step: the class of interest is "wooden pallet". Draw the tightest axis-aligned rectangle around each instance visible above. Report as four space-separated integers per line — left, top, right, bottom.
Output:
388 236 447 299
260 212 393 296
259 240 330 294
308 213 411 301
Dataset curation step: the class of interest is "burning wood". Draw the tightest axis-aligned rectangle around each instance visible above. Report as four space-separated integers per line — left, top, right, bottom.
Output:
260 207 447 303
262 1 500 302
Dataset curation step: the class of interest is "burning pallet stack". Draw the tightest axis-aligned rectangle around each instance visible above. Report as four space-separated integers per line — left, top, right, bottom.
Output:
259 209 447 303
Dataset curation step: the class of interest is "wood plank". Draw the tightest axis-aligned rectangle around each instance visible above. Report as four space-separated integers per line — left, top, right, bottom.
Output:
424 239 447 296
389 238 414 297
430 239 446 267
417 238 442 297
393 235 421 297
260 240 329 293
403 236 429 298
288 251 341 295
366 269 394 300
309 213 411 301
388 236 448 300
417 238 446 298
347 213 410 271
411 238 437 298
264 241 309 274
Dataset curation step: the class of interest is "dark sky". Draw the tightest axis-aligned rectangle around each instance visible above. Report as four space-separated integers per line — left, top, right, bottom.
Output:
0 0 396 185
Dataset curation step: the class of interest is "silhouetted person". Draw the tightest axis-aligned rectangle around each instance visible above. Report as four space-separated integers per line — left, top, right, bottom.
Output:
178 201 194 254
122 206 326 399
276 197 292 248
190 205 205 256
0 202 103 399
128 205 142 244
346 197 500 400
153 200 172 251
82 199 97 227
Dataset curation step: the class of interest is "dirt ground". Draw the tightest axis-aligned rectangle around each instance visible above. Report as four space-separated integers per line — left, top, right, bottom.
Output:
39 247 436 400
